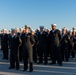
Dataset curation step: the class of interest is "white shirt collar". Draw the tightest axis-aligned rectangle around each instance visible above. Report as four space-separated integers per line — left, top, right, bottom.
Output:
52 30 55 33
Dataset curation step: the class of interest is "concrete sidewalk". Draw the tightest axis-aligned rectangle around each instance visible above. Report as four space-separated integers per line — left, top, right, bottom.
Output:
0 50 76 75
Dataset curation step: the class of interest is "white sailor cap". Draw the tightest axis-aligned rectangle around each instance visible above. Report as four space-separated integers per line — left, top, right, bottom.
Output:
20 28 24 30
73 29 76 32
67 28 69 31
62 27 67 30
32 30 35 32
11 28 15 31
3 29 7 31
59 29 62 31
51 24 57 26
39 26 44 28
43 28 46 31
15 28 19 30
48 29 51 31
25 26 30 29
8 30 11 32
69 30 73 32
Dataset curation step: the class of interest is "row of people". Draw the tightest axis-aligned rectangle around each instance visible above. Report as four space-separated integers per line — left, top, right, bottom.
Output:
0 24 76 72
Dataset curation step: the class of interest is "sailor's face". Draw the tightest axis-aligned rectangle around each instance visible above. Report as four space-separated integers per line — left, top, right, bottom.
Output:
3 30 6 34
62 29 67 34
69 32 72 35
40 28 43 32
25 28 29 33
32 31 35 35
11 30 15 35
15 29 18 33
20 29 23 33
52 25 56 30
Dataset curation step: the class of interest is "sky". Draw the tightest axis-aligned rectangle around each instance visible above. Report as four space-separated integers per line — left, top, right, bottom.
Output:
0 0 76 30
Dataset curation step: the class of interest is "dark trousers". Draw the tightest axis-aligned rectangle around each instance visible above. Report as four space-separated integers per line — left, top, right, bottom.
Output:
10 48 19 69
39 47 47 64
61 43 70 61
51 45 62 64
71 50 75 58
33 45 37 62
19 46 22 61
23 52 28 70
61 46 65 61
65 48 69 61
2 46 8 59
1 41 2 50
64 43 70 61
23 50 33 70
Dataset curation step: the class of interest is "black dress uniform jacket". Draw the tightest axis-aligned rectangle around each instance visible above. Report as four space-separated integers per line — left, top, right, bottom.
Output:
48 29 62 65
1 34 8 59
9 34 21 69
33 34 38 63
60 33 71 61
37 31 48 64
22 33 35 71
0 34 3 50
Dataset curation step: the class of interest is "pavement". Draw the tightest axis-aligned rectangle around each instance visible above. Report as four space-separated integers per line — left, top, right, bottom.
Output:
0 50 76 75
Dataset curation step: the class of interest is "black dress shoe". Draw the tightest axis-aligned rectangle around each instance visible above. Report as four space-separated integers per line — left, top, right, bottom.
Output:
34 61 37 63
6 58 8 60
44 63 47 65
59 63 62 66
29 68 33 72
9 67 15 69
29 63 33 72
49 62 56 65
2 58 5 59
16 68 19 70
23 69 27 72
66 59 69 62
19 59 22 62
37 62 43 64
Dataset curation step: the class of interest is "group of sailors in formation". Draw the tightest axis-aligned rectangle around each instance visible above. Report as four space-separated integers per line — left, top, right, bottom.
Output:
0 24 76 72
